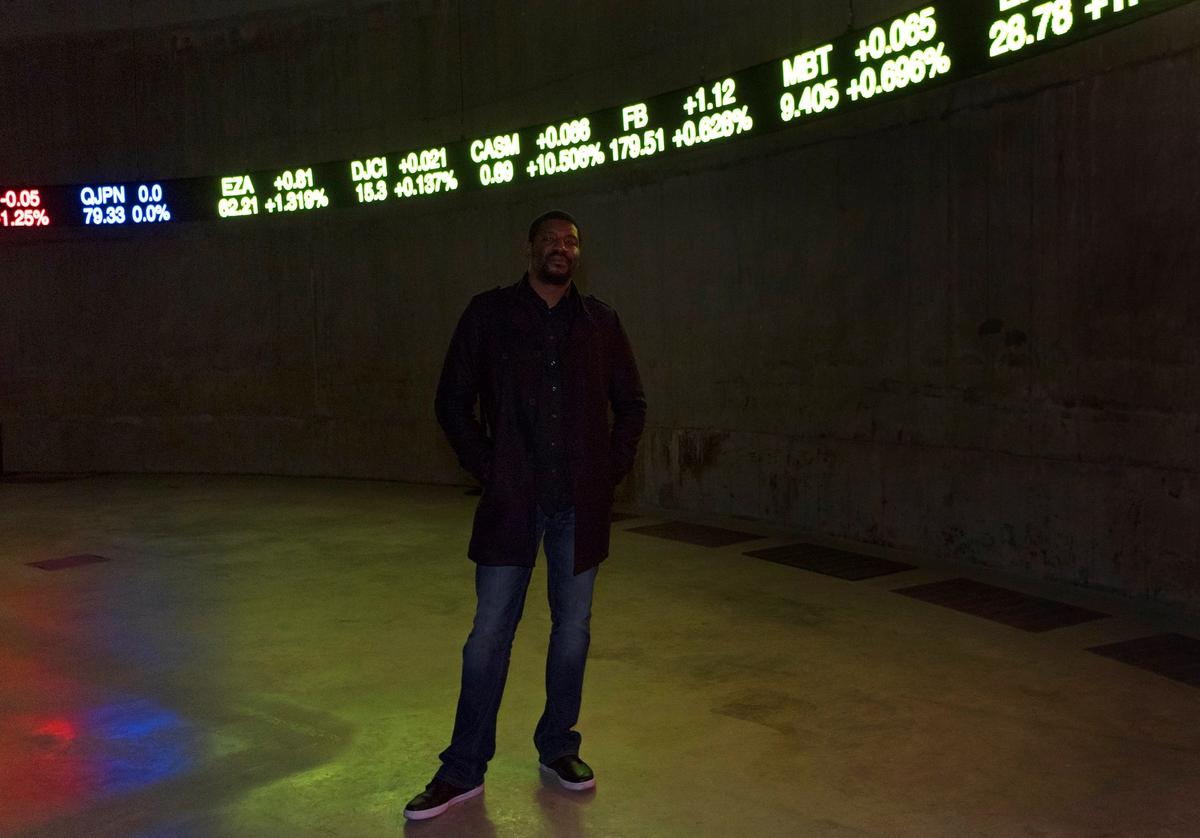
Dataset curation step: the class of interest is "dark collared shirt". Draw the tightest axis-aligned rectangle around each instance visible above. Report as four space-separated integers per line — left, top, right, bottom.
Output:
519 276 578 514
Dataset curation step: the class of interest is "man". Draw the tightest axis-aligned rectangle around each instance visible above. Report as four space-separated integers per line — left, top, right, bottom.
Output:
404 210 646 820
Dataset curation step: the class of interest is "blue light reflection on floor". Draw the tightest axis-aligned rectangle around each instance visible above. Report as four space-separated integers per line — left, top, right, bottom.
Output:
84 697 194 795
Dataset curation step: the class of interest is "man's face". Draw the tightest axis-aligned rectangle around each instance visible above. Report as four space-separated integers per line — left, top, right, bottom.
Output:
528 219 581 285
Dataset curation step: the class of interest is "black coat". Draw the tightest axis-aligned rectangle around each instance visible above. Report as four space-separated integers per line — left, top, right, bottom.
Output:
435 277 646 574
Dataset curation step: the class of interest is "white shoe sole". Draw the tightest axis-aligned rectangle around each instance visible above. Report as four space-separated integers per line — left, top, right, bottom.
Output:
540 762 596 791
403 783 484 820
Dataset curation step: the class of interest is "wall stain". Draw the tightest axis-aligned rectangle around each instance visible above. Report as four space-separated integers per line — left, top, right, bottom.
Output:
676 429 729 483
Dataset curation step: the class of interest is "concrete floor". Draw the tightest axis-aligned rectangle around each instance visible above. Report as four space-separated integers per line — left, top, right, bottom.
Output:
2 475 1199 838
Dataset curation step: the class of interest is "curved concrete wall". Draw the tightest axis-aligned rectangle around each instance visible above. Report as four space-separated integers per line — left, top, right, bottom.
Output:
1 2 1198 612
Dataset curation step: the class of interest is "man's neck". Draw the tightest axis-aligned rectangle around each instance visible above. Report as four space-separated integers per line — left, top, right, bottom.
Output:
528 273 572 309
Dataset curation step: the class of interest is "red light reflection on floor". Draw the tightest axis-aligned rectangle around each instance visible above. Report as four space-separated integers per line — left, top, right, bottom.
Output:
33 718 78 743
0 712 97 832
2 698 196 833
2 554 197 835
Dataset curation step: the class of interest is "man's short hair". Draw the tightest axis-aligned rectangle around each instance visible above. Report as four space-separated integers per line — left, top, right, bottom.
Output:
528 209 581 243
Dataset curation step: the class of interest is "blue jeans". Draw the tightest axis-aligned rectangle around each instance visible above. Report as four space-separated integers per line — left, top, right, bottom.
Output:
436 505 597 789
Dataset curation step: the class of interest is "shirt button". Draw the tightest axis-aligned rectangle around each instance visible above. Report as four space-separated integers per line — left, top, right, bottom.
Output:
528 398 536 406
549 335 557 342
551 386 557 392
550 360 557 366
551 413 558 419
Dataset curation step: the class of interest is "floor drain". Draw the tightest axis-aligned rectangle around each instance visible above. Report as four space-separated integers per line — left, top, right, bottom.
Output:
27 554 112 571
894 577 1108 632
1088 634 1200 688
745 543 916 580
627 521 763 548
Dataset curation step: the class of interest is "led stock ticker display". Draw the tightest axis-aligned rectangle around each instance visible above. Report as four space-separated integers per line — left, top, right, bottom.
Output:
1 0 1189 235
79 183 174 225
0 188 51 228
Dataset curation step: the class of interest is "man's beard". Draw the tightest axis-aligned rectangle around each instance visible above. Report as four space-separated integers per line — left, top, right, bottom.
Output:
539 258 572 284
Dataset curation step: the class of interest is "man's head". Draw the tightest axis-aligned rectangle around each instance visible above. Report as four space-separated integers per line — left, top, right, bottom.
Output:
527 210 581 286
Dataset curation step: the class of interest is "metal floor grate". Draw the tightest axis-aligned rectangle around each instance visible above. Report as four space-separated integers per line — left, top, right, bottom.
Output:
627 521 763 548
1088 633 1200 687
27 554 112 571
893 577 1109 632
745 542 916 580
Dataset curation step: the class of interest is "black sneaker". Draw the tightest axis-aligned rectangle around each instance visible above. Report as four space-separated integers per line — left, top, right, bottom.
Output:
402 777 484 820
539 755 596 791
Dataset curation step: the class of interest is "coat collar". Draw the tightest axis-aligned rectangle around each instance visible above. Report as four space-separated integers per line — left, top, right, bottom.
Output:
506 274 593 324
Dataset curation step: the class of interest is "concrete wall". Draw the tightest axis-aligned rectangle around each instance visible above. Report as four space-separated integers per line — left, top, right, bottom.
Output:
1 2 1198 612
